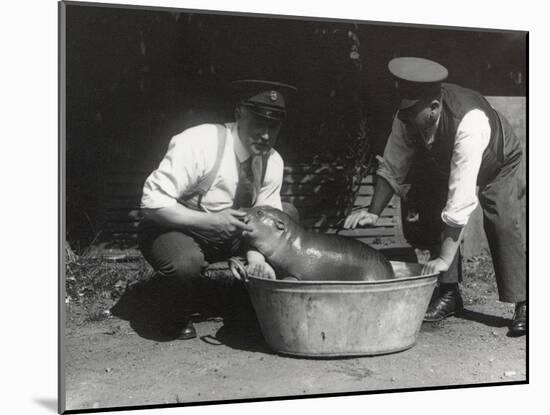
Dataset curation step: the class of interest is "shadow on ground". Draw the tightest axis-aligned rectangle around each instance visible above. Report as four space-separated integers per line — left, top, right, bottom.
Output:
420 308 511 333
110 277 181 342
110 275 272 351
458 308 511 328
210 325 274 354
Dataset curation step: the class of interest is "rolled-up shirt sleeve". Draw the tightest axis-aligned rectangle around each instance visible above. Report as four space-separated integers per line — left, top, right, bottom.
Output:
255 150 284 211
441 109 491 227
141 125 214 209
376 115 416 197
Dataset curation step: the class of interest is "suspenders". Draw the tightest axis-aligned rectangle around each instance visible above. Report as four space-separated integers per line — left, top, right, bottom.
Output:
178 124 268 211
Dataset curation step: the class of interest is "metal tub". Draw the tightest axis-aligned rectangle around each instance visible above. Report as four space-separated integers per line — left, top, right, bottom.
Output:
245 262 437 357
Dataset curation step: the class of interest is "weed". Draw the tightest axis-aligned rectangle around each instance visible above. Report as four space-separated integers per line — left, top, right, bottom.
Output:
64 250 153 322
463 249 495 282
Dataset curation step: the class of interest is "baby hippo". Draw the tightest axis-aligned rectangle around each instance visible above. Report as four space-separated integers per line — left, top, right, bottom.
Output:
242 206 395 281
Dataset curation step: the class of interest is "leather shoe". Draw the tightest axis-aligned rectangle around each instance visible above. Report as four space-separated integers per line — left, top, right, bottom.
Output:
161 320 197 340
424 286 464 322
179 320 197 340
509 301 527 337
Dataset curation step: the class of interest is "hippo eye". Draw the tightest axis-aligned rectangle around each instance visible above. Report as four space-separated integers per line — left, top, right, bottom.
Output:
257 210 264 217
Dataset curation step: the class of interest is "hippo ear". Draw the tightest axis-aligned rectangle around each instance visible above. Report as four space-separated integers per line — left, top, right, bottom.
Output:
275 220 286 231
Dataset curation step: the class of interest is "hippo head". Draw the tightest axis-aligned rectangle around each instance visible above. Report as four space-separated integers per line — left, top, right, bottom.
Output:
242 206 295 257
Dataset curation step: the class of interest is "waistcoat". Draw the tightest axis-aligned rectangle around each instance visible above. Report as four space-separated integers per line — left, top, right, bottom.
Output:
413 83 508 187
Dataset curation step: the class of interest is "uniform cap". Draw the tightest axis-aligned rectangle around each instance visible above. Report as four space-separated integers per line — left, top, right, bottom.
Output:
388 57 448 110
231 80 297 120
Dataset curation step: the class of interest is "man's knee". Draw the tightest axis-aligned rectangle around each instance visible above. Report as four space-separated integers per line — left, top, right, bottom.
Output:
142 230 206 283
161 249 205 282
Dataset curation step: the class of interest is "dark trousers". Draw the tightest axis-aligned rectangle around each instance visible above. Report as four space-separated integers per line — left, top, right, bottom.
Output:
137 222 248 323
478 147 526 302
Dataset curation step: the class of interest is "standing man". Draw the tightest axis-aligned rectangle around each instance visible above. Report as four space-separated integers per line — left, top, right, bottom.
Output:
344 57 526 336
139 80 297 339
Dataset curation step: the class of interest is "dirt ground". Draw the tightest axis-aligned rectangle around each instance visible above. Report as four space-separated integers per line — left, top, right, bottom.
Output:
63 254 526 412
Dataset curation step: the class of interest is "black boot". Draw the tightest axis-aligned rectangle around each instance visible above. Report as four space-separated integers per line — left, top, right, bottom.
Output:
177 320 197 340
509 301 527 337
424 283 464 322
157 278 197 340
160 319 197 340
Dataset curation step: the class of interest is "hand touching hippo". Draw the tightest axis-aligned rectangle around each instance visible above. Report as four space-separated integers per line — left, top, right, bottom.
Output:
241 206 395 281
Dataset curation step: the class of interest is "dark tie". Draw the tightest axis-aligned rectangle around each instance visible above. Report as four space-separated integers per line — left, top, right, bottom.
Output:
234 157 256 208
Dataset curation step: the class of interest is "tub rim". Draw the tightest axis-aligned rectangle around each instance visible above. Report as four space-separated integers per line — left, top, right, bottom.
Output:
246 261 438 286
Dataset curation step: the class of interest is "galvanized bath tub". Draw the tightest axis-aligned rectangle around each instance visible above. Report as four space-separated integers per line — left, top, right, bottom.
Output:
242 262 437 357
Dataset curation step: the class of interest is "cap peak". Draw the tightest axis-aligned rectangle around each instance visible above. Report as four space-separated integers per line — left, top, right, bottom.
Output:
231 79 297 120
388 57 448 83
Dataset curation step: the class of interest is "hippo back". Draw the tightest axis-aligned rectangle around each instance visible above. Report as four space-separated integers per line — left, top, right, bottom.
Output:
245 206 395 282
288 231 395 281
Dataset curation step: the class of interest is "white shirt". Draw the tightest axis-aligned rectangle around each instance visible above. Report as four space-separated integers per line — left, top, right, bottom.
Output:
377 109 491 227
141 122 284 212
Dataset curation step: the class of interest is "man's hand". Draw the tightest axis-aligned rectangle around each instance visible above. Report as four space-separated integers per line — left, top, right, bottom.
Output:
143 205 252 241
203 209 253 240
421 257 450 275
421 225 464 275
343 209 379 229
246 250 276 280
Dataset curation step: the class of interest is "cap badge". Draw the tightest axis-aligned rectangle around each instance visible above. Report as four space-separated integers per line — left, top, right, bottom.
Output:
270 90 278 102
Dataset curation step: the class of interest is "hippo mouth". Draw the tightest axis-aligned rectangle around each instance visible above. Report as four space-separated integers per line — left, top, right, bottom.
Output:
241 210 269 241
242 211 252 225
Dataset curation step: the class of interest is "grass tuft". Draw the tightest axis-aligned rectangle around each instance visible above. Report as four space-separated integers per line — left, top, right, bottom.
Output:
65 251 153 323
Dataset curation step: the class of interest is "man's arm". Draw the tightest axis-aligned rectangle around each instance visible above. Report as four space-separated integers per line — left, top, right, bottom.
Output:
344 115 414 229
422 225 464 275
422 109 491 274
368 177 396 215
141 125 252 240
440 109 491 227
142 205 252 241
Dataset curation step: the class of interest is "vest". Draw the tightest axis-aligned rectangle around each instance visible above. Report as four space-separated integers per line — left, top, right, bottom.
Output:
413 83 518 187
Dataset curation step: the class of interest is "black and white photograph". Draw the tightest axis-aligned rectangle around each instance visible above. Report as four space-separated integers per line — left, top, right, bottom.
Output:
56 0 531 413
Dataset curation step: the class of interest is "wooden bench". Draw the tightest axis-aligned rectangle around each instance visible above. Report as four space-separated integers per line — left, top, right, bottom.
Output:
95 163 411 261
